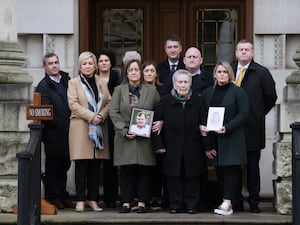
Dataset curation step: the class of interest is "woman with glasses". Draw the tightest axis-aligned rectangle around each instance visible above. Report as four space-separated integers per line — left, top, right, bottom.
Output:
109 59 160 213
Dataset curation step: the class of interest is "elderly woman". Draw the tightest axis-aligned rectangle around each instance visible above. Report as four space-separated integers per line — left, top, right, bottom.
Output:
152 69 209 214
68 51 111 212
201 61 249 216
109 59 160 213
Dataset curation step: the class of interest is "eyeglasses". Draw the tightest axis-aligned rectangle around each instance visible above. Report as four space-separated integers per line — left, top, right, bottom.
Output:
127 68 140 73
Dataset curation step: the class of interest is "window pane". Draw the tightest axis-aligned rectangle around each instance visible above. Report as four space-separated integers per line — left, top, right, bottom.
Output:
197 9 237 70
103 9 143 67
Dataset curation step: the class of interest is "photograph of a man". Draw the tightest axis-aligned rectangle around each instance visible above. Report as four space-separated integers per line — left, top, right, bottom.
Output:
129 109 153 138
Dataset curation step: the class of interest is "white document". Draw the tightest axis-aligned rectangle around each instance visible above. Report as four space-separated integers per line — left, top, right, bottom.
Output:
206 107 225 131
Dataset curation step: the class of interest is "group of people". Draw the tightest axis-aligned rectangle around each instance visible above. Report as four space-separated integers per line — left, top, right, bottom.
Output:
36 35 277 216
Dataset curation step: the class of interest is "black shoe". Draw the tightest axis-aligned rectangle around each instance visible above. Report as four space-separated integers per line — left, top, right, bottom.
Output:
150 199 162 211
187 208 196 214
169 208 178 214
136 206 146 213
250 205 261 213
119 205 130 213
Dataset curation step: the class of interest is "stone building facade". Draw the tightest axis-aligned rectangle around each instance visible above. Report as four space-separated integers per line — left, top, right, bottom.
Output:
0 0 299 214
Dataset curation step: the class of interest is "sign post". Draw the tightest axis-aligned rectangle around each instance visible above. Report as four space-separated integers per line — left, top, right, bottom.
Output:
26 93 53 121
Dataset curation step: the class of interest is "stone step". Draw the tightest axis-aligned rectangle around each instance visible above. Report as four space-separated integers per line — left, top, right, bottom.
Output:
0 201 292 225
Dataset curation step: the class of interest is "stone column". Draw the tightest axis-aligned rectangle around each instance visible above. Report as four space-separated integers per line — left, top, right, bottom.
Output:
0 0 33 212
273 46 300 214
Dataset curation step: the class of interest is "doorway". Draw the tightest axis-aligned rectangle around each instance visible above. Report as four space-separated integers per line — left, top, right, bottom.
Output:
79 0 253 70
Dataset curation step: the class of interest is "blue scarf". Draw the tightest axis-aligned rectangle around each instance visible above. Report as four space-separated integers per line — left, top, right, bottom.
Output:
171 89 192 108
80 75 104 150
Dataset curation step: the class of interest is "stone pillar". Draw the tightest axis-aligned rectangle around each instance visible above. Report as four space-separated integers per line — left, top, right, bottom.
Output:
273 46 300 214
0 0 33 212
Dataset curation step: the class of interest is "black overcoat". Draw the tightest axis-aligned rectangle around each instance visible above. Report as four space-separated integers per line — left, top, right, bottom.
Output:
152 93 208 177
233 60 277 151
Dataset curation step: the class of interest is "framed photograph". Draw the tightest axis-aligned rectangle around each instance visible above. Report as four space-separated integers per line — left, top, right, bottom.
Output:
128 108 154 138
206 107 225 131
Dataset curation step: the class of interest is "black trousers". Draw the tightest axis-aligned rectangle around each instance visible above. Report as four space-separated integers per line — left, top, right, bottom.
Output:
75 159 101 201
102 118 119 204
215 165 242 201
235 150 261 207
246 150 261 206
103 159 118 204
119 165 152 203
44 155 71 202
166 174 200 210
151 154 164 200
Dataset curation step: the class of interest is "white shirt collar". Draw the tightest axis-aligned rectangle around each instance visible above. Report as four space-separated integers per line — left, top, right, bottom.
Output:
49 74 62 83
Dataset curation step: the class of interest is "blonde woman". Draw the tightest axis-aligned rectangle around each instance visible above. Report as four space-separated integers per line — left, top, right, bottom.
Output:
68 51 111 212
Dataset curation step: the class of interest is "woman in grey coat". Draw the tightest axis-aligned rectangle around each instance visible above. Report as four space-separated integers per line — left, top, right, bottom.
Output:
109 59 160 213
201 61 249 216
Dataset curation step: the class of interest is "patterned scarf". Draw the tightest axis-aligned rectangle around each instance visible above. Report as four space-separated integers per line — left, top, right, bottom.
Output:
171 88 192 108
80 75 104 150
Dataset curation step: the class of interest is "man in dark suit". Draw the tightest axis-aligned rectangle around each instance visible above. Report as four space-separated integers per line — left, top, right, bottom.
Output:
233 39 277 213
161 46 213 96
158 35 185 92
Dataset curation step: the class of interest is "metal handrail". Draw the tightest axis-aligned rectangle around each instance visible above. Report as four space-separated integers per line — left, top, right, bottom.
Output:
16 122 43 225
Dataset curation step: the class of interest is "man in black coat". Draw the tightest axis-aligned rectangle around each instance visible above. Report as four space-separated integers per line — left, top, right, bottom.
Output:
233 39 277 213
35 53 73 209
158 35 186 95
162 46 213 96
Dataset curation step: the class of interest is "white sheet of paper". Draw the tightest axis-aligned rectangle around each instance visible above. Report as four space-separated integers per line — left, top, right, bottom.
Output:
206 107 225 131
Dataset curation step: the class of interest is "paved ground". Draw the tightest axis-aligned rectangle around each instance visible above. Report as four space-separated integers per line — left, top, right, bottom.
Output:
0 201 292 225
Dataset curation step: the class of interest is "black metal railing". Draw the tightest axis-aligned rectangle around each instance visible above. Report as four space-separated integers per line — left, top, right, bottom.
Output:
291 122 300 225
16 123 43 225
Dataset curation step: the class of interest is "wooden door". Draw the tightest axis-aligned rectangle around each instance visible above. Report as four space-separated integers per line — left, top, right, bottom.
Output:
79 0 253 70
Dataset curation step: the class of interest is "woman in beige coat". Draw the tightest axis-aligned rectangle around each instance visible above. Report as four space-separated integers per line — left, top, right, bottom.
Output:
68 51 111 212
109 59 160 213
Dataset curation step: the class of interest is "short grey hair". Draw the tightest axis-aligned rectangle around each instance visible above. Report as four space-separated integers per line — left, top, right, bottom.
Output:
122 51 141 65
172 69 192 86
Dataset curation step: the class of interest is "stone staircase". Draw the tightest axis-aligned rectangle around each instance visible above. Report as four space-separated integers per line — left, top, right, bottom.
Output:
0 200 292 225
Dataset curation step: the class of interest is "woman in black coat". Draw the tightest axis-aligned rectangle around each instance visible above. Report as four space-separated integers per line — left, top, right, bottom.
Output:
153 69 209 214
96 48 122 208
201 61 249 216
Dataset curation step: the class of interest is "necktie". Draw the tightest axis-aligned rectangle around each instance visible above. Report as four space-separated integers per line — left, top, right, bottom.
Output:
170 64 176 73
236 67 245 87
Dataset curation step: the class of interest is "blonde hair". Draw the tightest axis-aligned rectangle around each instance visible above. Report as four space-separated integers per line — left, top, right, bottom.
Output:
78 51 98 72
213 61 235 83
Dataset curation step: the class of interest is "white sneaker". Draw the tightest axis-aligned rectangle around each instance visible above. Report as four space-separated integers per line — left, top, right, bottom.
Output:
214 203 233 216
